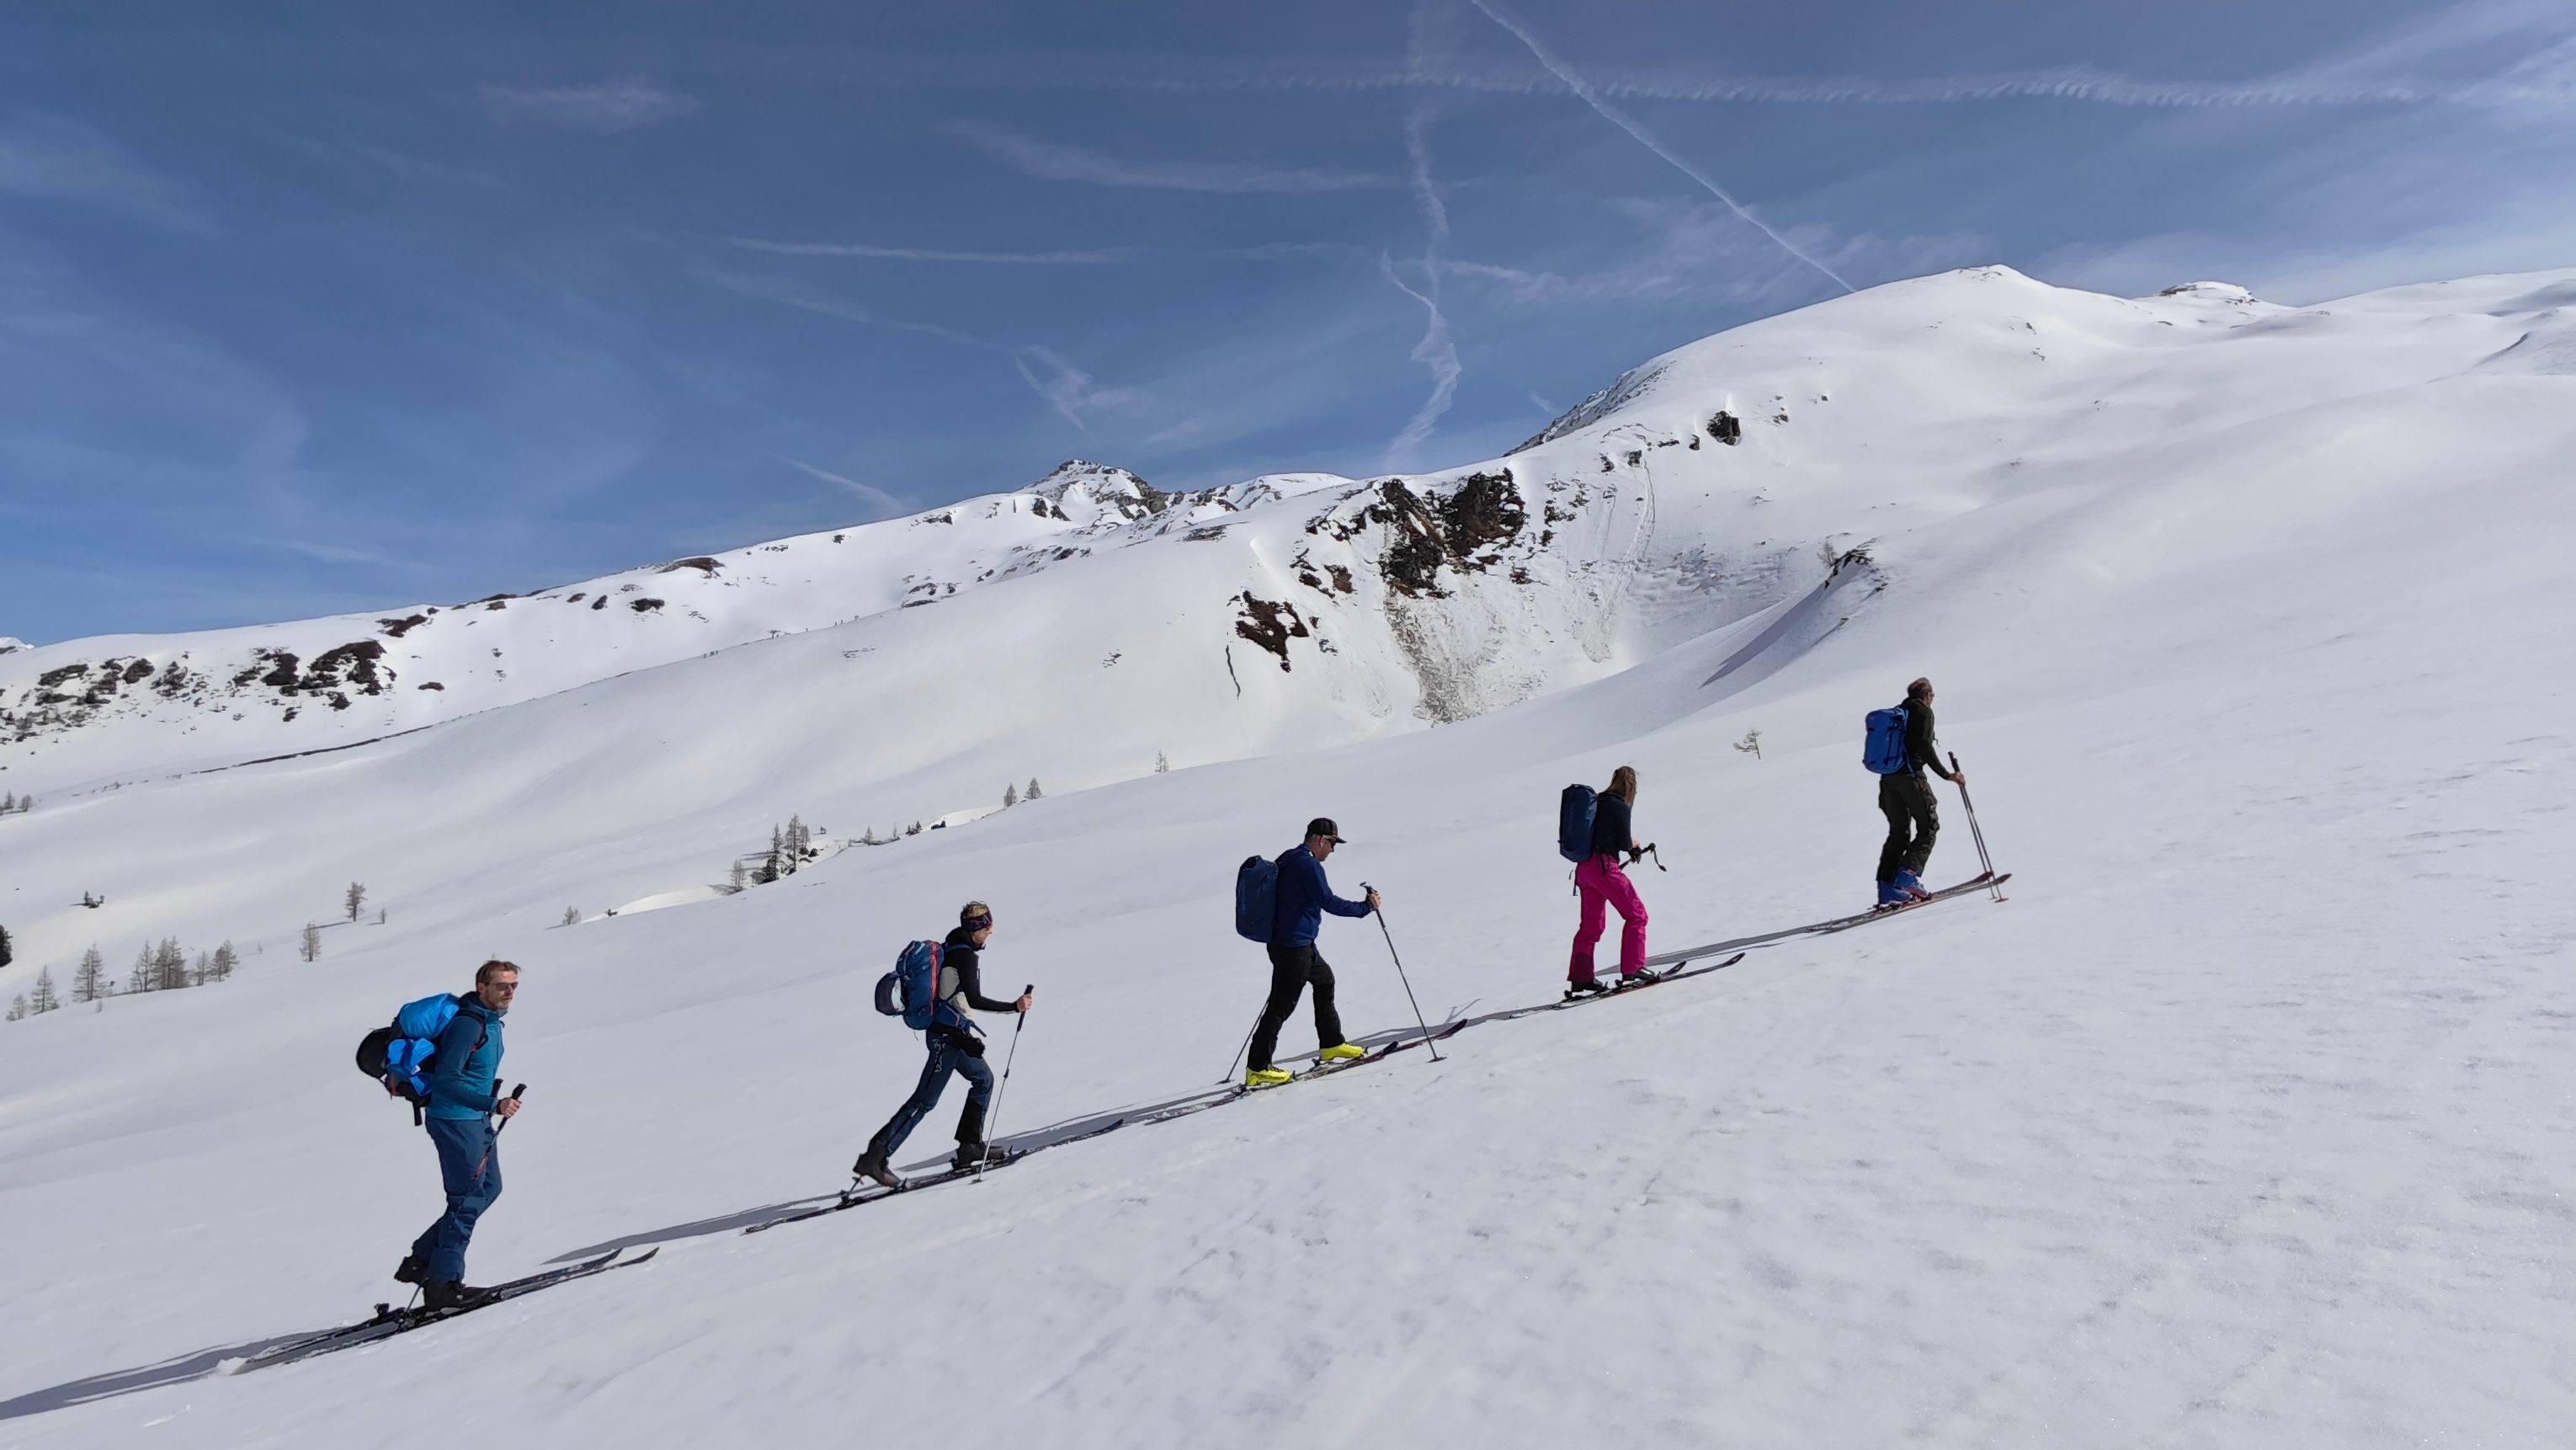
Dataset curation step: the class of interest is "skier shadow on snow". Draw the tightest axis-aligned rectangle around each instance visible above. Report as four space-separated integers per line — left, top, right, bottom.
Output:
542 1017 1453 1264
0 1329 330 1421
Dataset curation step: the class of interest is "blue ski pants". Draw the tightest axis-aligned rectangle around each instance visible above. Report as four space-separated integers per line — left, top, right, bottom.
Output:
411 1115 502 1286
869 1031 994 1159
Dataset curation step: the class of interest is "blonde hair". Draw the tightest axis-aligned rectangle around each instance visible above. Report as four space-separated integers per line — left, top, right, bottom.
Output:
1605 765 1639 804
475 959 520 984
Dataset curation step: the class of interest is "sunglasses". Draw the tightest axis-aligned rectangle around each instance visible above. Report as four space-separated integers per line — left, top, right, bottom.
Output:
484 980 519 992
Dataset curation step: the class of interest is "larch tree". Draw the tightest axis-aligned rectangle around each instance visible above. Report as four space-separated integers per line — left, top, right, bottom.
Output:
300 922 323 962
72 945 105 1003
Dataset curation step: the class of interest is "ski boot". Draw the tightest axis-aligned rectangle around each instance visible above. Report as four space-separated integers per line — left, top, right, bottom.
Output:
1893 870 1933 901
393 1252 428 1287
1875 878 1911 909
1565 977 1611 1000
852 1148 904 1190
1244 1066 1293 1087
423 1281 496 1312
1317 1042 1365 1064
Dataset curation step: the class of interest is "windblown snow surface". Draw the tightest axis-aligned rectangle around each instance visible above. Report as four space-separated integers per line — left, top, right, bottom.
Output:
2 266 2572 1447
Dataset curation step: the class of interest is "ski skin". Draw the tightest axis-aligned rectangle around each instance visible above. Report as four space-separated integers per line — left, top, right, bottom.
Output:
746 1023 1466 1234
238 1248 657 1370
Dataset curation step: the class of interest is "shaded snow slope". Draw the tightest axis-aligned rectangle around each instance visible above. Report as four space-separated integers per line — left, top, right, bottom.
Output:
1 266 2571 1448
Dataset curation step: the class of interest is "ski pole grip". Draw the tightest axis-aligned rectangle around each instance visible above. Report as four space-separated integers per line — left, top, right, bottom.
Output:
509 1083 527 1102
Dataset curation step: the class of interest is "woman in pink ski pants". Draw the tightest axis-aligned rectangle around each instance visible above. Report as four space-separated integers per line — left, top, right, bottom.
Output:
1569 765 1649 990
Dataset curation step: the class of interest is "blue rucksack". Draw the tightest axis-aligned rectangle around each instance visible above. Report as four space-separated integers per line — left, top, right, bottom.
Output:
355 994 480 1119
873 940 955 1031
1234 856 1279 942
1863 706 1912 774
1558 784 1599 862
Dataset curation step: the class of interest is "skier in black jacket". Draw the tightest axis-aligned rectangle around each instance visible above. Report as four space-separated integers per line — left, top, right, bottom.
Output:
853 902 1032 1186
1877 677 1965 904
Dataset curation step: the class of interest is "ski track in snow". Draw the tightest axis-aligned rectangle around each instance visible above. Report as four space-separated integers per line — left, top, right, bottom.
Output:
1 266 2573 1448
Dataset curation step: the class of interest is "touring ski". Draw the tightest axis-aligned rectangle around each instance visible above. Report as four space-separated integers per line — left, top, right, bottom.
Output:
237 1249 657 1371
1642 873 2010 968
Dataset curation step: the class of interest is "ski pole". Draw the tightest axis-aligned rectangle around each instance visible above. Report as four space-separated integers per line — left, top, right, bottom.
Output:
1361 887 1444 1062
475 1084 526 1178
977 989 1033 1181
1948 752 2004 901
1639 843 1667 872
1221 1008 1262 1085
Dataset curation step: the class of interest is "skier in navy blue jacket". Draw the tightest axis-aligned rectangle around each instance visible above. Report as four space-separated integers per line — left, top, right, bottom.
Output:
1877 677 1965 904
394 960 523 1309
1245 818 1381 1086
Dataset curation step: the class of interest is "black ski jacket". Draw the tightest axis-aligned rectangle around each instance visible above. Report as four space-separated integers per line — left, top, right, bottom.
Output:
1900 700 1956 781
930 927 1020 1053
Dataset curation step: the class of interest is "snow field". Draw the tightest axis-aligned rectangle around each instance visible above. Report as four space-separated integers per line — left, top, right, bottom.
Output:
2 265 2572 1446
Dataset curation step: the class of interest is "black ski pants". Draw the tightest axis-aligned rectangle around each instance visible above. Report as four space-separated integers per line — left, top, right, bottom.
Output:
1248 942 1345 1073
1876 770 1940 883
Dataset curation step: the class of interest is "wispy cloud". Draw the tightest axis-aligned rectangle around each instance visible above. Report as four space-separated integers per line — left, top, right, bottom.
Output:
730 237 1147 264
693 262 1134 429
1468 0 1856 296
480 78 699 133
945 120 1395 193
783 457 907 520
1382 101 1462 469
0 114 210 232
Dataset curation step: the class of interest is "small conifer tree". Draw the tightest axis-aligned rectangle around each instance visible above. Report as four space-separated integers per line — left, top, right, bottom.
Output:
345 882 368 922
209 941 237 983
1155 750 1170 773
6 995 23 1021
29 966 60 1014
73 945 105 1003
1003 783 1019 808
1026 778 1042 800
300 922 323 962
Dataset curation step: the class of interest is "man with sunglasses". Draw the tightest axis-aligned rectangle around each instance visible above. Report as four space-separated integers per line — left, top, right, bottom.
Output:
393 959 523 1309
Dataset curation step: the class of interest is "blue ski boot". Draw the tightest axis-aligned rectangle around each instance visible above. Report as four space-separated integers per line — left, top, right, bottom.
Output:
1894 870 1933 901
1876 878 1911 908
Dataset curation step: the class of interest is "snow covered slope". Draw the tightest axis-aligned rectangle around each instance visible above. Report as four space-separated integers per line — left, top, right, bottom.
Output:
1 266 2571 1448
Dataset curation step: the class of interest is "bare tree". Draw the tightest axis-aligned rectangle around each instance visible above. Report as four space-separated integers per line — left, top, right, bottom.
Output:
787 814 809 858
727 858 748 893
155 937 189 991
1026 777 1042 800
129 943 157 994
28 966 60 1014
1 791 12 811
344 881 368 922
1733 728 1763 760
73 945 105 1003
300 922 323 962
562 907 580 927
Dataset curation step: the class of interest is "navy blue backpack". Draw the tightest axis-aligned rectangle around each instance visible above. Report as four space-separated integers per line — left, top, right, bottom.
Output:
1863 706 1912 774
872 940 952 1030
1234 856 1279 942
1557 784 1599 863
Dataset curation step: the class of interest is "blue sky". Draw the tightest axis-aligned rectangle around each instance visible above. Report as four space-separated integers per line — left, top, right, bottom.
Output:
3 0 2569 642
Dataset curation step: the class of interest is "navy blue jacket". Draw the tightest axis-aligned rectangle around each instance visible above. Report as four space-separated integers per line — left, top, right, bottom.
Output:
423 994 506 1122
1272 845 1371 946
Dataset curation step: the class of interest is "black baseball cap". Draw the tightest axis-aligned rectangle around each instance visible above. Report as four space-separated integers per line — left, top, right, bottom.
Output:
1305 817 1346 844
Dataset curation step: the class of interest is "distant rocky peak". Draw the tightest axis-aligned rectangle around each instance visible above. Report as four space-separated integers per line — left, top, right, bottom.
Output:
0 637 24 655
1023 460 1172 522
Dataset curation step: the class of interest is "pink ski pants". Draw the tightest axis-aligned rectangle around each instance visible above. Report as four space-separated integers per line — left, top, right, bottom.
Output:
1569 854 1649 982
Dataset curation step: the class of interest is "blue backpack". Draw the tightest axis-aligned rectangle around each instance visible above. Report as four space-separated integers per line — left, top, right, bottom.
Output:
872 940 955 1031
1234 856 1279 942
1863 706 1912 774
1558 784 1599 862
355 994 480 1119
